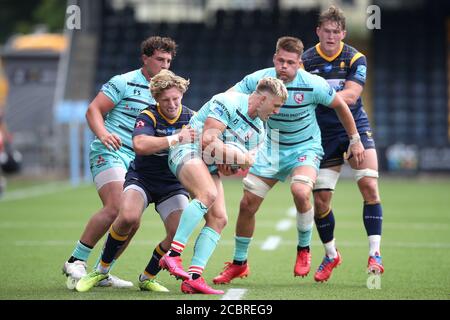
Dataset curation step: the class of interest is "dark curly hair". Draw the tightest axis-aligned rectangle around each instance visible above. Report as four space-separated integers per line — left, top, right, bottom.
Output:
141 36 177 57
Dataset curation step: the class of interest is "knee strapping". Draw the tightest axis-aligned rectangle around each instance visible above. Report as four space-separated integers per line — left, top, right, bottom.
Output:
353 169 379 182
314 168 340 191
243 175 271 198
291 175 315 189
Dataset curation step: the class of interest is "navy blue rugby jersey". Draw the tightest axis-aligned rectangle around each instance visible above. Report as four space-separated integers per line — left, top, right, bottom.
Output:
302 42 371 137
131 103 194 181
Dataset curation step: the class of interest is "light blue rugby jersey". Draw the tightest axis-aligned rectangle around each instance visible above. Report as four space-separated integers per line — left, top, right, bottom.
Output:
233 67 336 148
100 69 155 155
189 92 265 151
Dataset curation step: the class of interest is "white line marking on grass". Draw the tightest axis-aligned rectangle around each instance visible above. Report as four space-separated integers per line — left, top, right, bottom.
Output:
15 240 75 246
0 222 85 229
13 240 160 246
287 206 297 218
260 236 281 250
276 219 293 231
221 288 247 300
0 182 84 202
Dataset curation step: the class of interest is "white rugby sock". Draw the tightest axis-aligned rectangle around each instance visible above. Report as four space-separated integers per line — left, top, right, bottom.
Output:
368 235 381 256
324 239 338 259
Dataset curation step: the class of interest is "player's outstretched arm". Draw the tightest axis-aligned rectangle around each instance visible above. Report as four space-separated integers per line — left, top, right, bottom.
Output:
329 94 365 166
133 126 196 156
86 92 121 151
337 80 363 106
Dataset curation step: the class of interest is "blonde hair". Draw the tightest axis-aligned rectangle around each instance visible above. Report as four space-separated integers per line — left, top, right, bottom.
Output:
256 77 288 103
150 70 190 99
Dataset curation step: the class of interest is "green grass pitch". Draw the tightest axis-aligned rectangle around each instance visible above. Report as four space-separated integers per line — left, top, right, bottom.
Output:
0 177 449 300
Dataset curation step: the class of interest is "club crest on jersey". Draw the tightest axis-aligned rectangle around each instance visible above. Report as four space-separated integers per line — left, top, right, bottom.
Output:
136 120 145 128
294 93 304 104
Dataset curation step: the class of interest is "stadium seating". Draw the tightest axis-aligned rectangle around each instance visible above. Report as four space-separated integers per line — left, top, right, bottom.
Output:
94 4 319 110
372 7 448 147
95 3 447 149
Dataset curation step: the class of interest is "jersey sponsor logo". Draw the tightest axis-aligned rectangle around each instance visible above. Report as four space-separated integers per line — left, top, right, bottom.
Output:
213 106 223 116
212 99 231 119
355 65 367 82
294 93 304 104
105 81 120 94
277 110 309 118
340 61 346 69
95 155 107 168
156 127 177 136
166 127 176 136
323 63 333 73
124 105 144 113
136 120 145 128
309 69 320 74
168 149 184 164
298 155 307 162
97 155 106 165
